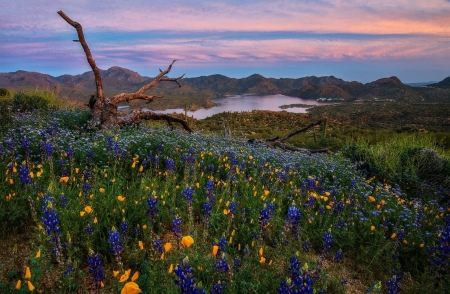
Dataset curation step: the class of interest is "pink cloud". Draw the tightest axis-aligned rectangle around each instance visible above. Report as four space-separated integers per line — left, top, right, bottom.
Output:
1 0 450 35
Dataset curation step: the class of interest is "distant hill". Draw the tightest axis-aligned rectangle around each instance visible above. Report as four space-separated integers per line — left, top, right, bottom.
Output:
405 81 439 87
286 76 450 103
0 67 349 100
1 67 449 105
427 77 450 89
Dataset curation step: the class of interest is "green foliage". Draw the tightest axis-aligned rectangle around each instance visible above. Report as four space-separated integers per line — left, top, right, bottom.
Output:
12 89 61 112
342 133 450 198
0 88 13 98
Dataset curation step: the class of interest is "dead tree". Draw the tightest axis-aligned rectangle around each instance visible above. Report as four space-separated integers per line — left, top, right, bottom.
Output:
57 10 192 132
248 120 331 155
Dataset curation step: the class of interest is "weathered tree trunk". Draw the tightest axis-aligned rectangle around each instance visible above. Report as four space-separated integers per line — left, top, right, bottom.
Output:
248 120 331 154
57 10 192 132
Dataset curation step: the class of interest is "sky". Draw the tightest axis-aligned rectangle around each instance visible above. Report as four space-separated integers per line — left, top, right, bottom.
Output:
1 0 450 83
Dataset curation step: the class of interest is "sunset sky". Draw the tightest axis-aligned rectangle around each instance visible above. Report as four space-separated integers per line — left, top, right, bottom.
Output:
1 0 449 83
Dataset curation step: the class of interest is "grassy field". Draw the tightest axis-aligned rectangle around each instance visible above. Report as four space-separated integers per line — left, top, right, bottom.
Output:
0 92 449 293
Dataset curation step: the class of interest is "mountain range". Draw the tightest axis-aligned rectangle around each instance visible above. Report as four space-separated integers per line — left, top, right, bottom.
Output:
1 67 449 106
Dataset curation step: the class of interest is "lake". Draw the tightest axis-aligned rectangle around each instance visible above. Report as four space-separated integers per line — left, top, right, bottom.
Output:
148 94 330 120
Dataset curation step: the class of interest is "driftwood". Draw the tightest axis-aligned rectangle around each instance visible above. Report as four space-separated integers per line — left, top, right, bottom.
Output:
57 10 192 132
248 120 331 155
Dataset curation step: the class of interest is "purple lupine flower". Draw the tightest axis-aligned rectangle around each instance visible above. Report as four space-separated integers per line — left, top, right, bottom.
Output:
303 240 312 253
334 250 343 263
59 194 67 208
181 187 194 204
215 256 230 272
165 158 177 172
18 165 32 186
229 201 237 216
108 227 122 259
279 256 314 294
154 239 163 254
322 231 333 252
86 224 93 237
147 196 159 225
45 142 53 158
87 251 105 284
212 281 227 294
41 199 62 259
173 216 182 238
174 257 205 294
386 271 402 294
203 201 212 229
286 206 301 238
120 218 129 236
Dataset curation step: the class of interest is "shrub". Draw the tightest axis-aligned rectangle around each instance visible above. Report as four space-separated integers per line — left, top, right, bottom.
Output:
12 90 60 112
0 88 12 97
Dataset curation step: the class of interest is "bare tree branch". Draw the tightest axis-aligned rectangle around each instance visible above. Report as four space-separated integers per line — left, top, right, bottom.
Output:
57 10 104 103
266 120 322 142
135 60 184 94
110 93 164 105
272 141 330 154
118 110 193 132
109 61 185 105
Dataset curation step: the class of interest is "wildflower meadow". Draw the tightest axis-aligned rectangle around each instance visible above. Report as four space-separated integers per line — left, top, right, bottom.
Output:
0 108 448 293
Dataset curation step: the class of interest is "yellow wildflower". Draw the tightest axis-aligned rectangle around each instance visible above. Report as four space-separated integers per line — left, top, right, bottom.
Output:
59 176 69 183
121 281 142 294
25 267 31 279
181 236 194 248
212 245 219 257
368 196 376 202
119 269 132 282
168 264 173 274
117 195 125 202
16 280 22 289
139 241 144 250
36 249 41 258
99 188 105 193
85 206 93 214
260 256 266 264
131 271 139 282
27 281 35 291
164 243 172 252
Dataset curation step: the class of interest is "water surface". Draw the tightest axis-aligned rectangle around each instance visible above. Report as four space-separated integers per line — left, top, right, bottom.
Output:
151 94 329 119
